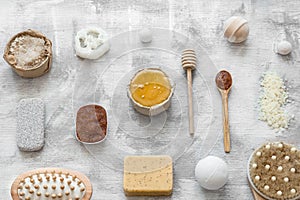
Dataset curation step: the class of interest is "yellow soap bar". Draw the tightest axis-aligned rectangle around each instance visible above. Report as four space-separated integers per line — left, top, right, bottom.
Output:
123 155 173 196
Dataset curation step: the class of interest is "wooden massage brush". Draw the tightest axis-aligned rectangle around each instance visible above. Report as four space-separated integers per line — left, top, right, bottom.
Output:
247 142 300 200
11 168 92 200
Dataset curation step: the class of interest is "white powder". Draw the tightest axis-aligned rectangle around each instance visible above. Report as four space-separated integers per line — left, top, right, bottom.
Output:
10 35 47 69
259 72 290 130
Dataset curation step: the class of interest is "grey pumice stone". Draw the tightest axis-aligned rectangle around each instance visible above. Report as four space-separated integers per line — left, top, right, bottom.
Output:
16 98 45 151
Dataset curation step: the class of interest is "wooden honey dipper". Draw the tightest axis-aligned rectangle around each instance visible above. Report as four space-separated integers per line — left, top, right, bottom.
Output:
181 49 197 135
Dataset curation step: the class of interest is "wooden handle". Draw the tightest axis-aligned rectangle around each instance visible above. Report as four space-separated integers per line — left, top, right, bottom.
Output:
250 187 265 200
221 92 230 153
187 68 194 134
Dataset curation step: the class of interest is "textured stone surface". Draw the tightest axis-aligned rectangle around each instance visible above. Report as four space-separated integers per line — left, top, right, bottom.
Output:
0 0 300 199
16 98 44 151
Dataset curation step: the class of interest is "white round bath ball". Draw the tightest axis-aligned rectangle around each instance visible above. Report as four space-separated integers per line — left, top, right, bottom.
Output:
223 16 249 43
277 41 292 55
195 156 228 190
139 28 152 43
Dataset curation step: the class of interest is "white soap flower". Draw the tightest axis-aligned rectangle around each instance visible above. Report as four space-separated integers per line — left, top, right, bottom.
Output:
75 27 110 59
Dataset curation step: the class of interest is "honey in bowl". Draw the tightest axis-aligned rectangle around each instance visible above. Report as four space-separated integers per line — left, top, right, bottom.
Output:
128 68 173 116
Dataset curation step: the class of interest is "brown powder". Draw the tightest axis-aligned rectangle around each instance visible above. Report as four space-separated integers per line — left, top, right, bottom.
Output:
76 105 107 143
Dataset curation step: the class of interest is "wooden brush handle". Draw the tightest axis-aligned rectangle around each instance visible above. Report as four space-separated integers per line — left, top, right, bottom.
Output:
250 187 265 200
248 178 265 200
221 91 230 153
187 68 194 134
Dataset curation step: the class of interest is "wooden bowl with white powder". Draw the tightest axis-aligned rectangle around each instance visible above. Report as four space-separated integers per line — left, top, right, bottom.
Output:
3 29 52 78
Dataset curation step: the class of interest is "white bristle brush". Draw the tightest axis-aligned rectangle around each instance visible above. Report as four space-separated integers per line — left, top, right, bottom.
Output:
11 168 92 200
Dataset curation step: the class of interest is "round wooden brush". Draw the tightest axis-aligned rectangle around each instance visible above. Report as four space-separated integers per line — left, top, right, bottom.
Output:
248 142 300 200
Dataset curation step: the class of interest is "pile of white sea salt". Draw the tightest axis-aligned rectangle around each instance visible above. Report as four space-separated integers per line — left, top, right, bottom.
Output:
259 72 292 130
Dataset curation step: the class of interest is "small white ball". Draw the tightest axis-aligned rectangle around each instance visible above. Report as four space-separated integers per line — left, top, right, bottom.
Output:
277 166 283 171
277 41 292 55
255 175 260 181
139 28 152 43
271 176 276 181
252 163 257 168
290 168 296 173
265 165 270 170
256 151 262 157
291 147 296 152
265 144 271 149
285 156 290 161
277 190 282 196
284 177 289 182
291 189 296 194
195 156 228 190
271 155 277 160
264 185 270 191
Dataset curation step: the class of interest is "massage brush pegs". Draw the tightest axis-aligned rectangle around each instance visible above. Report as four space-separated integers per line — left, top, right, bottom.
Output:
248 142 300 200
11 168 92 200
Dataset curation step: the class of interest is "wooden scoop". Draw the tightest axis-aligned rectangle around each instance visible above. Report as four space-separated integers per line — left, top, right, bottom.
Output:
181 49 197 135
215 70 232 153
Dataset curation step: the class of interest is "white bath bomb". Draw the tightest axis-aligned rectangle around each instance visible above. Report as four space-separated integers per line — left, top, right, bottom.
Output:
277 41 292 55
195 156 228 190
223 16 249 43
139 28 152 43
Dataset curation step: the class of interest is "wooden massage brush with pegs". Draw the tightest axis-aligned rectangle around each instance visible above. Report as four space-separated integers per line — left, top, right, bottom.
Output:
11 168 93 200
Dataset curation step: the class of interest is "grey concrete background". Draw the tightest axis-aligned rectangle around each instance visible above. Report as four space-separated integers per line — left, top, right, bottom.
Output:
0 0 299 199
